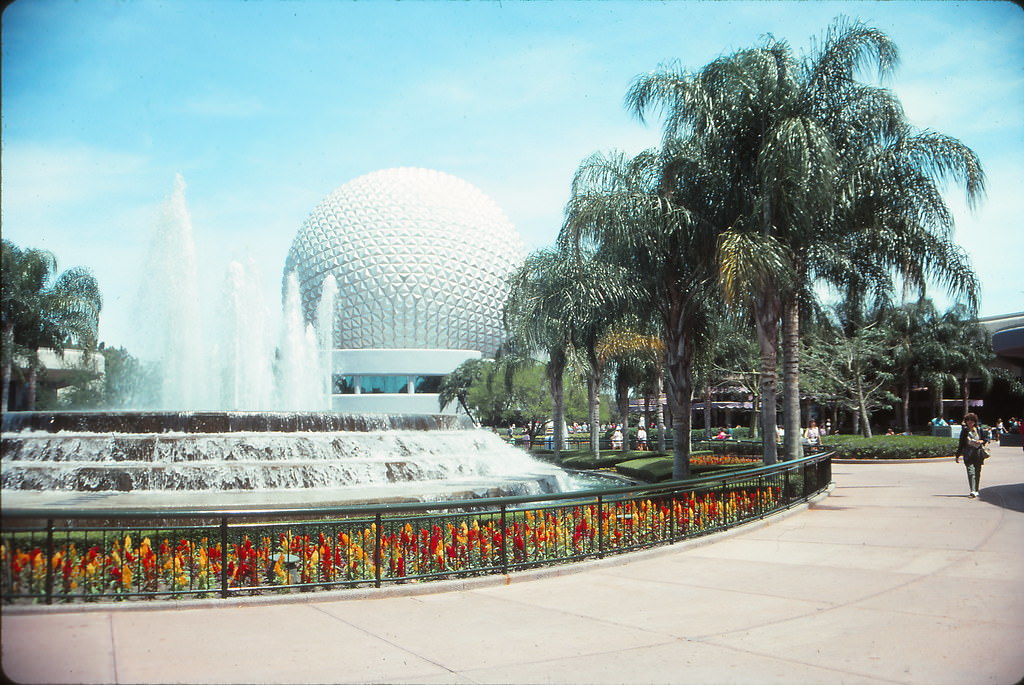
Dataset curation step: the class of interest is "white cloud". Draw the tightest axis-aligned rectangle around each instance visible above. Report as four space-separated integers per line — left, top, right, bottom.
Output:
0 142 151 208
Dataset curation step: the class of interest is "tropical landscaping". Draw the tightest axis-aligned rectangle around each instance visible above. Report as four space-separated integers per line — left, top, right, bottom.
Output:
445 17 1021 478
3 17 1020 459
3 15 1018 607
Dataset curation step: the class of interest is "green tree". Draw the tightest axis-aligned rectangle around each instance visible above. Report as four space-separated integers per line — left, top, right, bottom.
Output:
2 240 102 411
597 329 665 452
463 360 554 445
937 304 996 421
102 345 161 408
627 17 983 463
438 357 490 422
562 147 720 478
803 312 896 437
504 246 634 459
876 300 947 432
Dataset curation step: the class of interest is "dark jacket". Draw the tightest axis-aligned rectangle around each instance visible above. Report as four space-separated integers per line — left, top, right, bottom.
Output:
956 424 987 458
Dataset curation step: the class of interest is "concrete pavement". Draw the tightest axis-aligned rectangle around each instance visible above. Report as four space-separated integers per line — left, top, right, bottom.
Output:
3 445 1023 685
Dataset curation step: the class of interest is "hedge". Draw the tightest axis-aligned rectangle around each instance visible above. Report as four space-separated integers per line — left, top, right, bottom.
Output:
822 435 956 459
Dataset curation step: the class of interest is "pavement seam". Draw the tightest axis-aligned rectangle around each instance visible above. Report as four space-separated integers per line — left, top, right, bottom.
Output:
305 602 464 682
686 632 911 685
451 636 682 683
106 612 121 685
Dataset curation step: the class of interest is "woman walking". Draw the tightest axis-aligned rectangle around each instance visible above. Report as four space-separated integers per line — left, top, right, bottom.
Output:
955 413 988 498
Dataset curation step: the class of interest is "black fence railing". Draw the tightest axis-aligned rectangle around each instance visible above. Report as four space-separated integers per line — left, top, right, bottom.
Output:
1 453 831 605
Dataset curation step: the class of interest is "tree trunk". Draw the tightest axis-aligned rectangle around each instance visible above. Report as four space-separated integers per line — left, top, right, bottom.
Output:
616 371 629 452
457 396 476 424
960 373 969 420
656 373 667 452
749 396 759 439
643 389 654 443
665 299 695 480
1 321 13 413
671 393 693 480
0 359 9 414
855 373 872 438
900 379 911 434
703 384 713 437
587 371 601 458
754 295 781 465
27 363 38 411
781 298 802 461
547 352 566 460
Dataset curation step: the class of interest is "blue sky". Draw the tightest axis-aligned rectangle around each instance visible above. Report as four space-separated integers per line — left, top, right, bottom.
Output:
3 0 1022 350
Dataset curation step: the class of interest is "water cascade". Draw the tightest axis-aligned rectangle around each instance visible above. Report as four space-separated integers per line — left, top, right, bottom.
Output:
1 412 578 508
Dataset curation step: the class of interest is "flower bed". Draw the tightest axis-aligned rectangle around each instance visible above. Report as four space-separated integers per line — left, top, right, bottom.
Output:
2 453 832 604
616 454 761 482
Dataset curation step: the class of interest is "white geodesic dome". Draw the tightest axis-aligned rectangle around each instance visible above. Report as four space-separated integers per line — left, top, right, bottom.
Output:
284 168 525 356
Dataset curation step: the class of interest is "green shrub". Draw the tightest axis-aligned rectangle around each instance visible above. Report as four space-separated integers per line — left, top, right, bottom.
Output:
616 456 674 482
615 451 742 482
822 434 956 459
561 451 633 469
695 439 765 455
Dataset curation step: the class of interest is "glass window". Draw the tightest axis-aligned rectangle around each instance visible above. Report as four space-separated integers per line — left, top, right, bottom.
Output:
413 375 443 393
361 375 409 394
332 375 444 395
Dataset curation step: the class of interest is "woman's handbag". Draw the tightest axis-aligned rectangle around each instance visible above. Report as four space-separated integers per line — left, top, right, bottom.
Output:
981 444 991 460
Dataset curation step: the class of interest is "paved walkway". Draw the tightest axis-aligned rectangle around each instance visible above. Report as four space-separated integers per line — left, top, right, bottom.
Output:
3 446 1023 685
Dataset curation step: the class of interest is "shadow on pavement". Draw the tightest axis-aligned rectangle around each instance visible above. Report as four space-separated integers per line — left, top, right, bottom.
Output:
978 483 1024 513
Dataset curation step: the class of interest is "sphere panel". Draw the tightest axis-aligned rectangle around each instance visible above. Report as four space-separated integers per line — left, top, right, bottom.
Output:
285 167 524 357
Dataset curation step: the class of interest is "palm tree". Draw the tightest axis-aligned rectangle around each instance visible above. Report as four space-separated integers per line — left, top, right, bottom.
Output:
626 33 833 463
878 299 951 432
1 240 102 411
628 17 984 460
562 146 720 478
597 329 665 452
937 304 995 421
503 246 634 459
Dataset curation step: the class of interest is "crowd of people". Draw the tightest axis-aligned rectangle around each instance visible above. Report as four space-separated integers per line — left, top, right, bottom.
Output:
931 415 1021 441
503 415 1022 451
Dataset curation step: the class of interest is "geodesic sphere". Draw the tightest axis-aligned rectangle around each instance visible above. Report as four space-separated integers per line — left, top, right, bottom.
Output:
284 168 525 356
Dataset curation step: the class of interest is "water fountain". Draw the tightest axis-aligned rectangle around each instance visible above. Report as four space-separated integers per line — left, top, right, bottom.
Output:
0 411 574 511
0 174 589 512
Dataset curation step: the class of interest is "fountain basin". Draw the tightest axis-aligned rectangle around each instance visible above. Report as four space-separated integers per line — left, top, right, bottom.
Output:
1 411 576 507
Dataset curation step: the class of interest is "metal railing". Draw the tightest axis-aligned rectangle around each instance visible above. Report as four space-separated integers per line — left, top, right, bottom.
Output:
1 453 831 604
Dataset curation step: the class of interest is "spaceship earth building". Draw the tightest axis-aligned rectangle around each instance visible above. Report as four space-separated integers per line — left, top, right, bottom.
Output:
284 167 526 412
